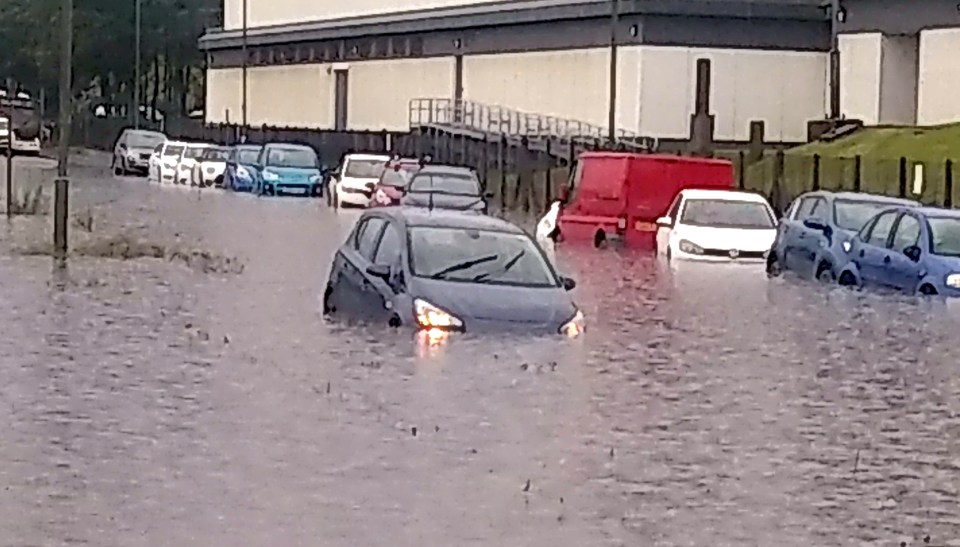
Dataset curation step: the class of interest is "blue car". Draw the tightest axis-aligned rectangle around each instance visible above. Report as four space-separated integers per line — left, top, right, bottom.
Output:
837 206 960 297
767 191 918 281
322 207 585 336
224 144 262 192
254 143 323 197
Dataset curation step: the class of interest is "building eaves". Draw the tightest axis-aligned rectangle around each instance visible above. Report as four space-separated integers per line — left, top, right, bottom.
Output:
199 0 827 50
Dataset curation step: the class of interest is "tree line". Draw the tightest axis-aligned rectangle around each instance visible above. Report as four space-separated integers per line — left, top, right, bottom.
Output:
0 0 220 122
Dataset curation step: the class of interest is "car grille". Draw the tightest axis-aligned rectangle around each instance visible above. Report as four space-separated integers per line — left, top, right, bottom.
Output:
702 248 766 259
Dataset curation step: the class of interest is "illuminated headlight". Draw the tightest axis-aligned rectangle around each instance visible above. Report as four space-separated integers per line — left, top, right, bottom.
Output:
262 171 280 181
559 309 586 338
678 239 704 255
946 274 960 289
842 240 852 253
236 166 252 180
414 298 463 330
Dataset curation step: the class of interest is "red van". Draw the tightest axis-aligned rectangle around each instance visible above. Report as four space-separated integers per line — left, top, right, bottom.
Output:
556 152 734 249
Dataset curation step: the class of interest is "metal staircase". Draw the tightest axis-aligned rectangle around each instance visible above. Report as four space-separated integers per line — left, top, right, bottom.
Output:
408 98 658 155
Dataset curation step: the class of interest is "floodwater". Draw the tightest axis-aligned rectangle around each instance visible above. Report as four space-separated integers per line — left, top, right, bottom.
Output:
1 152 960 547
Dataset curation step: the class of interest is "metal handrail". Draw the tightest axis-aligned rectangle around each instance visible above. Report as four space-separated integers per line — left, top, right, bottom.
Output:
408 98 658 151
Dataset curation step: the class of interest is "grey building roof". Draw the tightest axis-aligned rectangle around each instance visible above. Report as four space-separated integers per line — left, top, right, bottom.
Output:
199 0 826 50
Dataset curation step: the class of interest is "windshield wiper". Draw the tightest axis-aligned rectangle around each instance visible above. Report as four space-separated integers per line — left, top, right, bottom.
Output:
429 254 499 279
473 250 525 282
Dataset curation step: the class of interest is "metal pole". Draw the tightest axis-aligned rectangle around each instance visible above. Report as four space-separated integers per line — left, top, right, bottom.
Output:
241 0 248 136
134 0 141 129
5 135 12 217
607 0 619 143
55 0 73 258
828 0 841 120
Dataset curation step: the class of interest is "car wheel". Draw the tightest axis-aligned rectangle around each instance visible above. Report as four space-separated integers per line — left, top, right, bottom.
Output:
766 254 782 278
388 314 402 328
919 284 938 296
838 271 858 288
322 284 336 315
593 230 606 249
816 263 835 283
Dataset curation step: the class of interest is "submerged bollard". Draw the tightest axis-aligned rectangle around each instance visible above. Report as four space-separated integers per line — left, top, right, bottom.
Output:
53 178 69 257
5 140 11 217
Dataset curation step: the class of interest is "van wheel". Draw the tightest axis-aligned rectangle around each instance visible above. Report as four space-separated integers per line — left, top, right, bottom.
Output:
919 284 938 296
838 271 857 288
816 263 835 283
388 314 402 328
593 230 606 249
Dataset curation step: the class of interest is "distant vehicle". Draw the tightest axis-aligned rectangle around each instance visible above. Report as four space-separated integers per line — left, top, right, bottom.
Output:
0 116 41 156
323 207 584 336
224 144 262 192
767 191 919 281
192 146 230 188
555 152 734 249
331 153 391 207
112 128 166 176
254 143 323 197
369 157 422 207
175 143 211 185
399 165 491 213
655 189 777 263
150 141 187 184
837 206 960 297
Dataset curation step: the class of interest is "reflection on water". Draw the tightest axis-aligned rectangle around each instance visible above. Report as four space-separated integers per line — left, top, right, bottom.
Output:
0 157 959 546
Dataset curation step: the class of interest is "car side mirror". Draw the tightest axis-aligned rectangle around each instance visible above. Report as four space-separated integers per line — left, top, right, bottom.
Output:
656 216 672 228
366 264 391 280
560 276 577 291
903 245 922 262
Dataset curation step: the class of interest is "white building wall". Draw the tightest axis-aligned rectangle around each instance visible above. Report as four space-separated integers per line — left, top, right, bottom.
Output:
224 0 499 30
917 28 960 125
206 65 334 128
838 33 882 125
878 34 919 125
347 58 455 131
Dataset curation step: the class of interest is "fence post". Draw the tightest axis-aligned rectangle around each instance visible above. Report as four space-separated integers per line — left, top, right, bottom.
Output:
5 142 12 216
498 135 506 202
545 139 553 207
853 155 861 192
738 150 746 189
459 132 466 166
898 157 907 198
946 159 954 209
771 149 785 216
812 154 820 191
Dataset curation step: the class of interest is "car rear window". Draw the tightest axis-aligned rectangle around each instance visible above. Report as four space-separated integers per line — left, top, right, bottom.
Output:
345 159 387 179
408 174 480 196
927 216 960 257
379 169 413 188
163 145 184 157
680 199 775 229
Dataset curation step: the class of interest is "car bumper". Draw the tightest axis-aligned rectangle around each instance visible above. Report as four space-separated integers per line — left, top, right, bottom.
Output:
263 181 321 196
338 188 373 205
124 157 151 169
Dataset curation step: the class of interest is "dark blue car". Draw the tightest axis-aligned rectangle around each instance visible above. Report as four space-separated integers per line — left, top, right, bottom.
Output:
767 191 917 281
224 144 262 192
837 206 960 296
323 208 585 336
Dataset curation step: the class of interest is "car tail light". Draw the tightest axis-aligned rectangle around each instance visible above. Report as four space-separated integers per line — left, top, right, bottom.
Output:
617 217 627 230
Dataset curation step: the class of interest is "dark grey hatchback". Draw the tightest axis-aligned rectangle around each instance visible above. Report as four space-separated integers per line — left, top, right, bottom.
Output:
399 165 493 213
323 208 585 337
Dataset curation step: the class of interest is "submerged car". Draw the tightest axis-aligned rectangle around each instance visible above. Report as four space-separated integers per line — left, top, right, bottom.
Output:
224 144 262 192
192 146 230 187
400 165 491 213
837 206 960 297
331 153 391 207
150 140 187 184
370 157 422 207
112 128 166 175
323 208 584 336
176 143 211 185
254 143 323 197
767 191 918 281
655 189 777 262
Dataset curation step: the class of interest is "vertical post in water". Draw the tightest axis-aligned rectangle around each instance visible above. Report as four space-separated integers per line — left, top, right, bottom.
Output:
5 135 11 217
241 0 248 139
134 0 141 129
607 0 619 144
55 0 73 258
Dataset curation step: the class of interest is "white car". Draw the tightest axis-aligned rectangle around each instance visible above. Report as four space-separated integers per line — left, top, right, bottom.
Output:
655 189 778 263
112 128 166 175
175 143 211 185
191 146 230 187
149 140 187 184
0 116 41 156
331 153 391 207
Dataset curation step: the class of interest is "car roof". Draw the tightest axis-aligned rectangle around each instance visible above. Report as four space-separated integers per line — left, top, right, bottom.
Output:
914 206 960 219
125 129 165 137
163 140 188 147
680 188 769 203
371 207 525 234
805 191 919 205
415 164 476 176
184 142 211 148
346 153 391 161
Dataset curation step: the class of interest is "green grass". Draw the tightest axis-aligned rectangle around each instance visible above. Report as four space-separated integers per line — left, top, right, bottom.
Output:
788 123 960 161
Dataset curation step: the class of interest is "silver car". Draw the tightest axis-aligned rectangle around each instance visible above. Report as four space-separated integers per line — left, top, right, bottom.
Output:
113 128 166 176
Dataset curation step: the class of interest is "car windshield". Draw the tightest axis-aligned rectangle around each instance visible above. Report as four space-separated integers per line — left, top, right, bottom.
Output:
379 168 414 188
128 132 165 148
266 147 318 169
184 146 206 159
162 145 184 157
408 174 480 196
680 198 775 229
409 227 557 287
927 216 960 256
202 148 229 161
345 159 387 179
237 148 261 164
833 199 904 231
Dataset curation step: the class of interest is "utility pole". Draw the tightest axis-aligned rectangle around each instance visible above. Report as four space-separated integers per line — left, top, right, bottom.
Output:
55 0 73 258
241 0 248 137
607 0 619 143
134 0 141 129
828 0 842 119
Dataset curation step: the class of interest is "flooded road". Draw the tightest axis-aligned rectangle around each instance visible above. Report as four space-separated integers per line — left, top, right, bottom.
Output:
2 152 960 546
